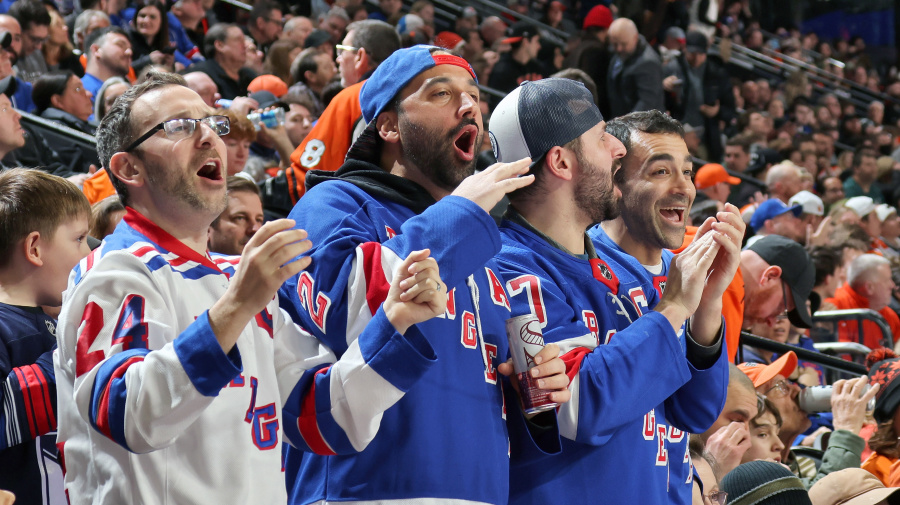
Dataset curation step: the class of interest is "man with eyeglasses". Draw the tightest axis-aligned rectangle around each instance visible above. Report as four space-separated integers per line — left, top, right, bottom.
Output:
247 0 283 54
8 0 49 83
738 352 878 488
54 71 453 504
735 234 815 351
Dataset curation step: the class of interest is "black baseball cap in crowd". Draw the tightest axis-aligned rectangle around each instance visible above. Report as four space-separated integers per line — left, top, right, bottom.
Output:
684 31 709 53
746 234 815 328
501 22 537 45
489 78 602 170
304 29 332 49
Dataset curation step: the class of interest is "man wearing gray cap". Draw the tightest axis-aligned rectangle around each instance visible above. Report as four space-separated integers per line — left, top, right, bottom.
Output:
490 78 741 504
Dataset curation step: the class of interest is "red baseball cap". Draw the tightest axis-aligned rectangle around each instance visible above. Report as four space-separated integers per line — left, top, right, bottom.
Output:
738 352 798 388
695 163 741 190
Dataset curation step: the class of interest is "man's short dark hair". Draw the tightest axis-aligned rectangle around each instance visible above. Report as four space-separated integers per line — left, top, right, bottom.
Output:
607 109 684 155
249 0 281 25
277 92 318 118
97 71 187 207
211 176 260 227
84 25 127 58
291 48 321 86
809 245 839 287
8 0 51 31
726 132 754 153
203 23 236 59
853 147 878 169
346 20 400 69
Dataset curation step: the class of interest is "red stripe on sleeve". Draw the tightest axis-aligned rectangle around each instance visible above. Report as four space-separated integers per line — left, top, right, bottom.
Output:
359 242 391 316
12 367 37 437
297 367 337 456
17 364 54 435
560 347 592 385
94 356 145 440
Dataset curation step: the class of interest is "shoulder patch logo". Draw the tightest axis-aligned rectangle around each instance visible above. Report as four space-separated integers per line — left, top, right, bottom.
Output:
590 258 619 294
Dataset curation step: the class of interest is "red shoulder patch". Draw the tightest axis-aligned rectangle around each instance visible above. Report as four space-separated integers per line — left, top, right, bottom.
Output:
590 258 619 294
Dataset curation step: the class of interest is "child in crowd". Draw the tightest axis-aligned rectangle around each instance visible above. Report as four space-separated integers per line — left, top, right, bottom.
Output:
0 168 92 504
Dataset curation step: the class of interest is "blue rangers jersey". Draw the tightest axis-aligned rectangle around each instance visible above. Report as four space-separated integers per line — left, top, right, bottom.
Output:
498 216 728 505
280 160 557 505
55 209 433 505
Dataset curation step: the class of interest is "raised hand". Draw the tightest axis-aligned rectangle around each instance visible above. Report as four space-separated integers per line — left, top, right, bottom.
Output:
831 376 879 435
383 249 448 334
451 158 534 213
209 219 312 351
705 422 752 480
655 228 720 331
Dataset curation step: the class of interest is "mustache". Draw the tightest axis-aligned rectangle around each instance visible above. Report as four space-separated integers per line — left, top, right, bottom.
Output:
191 150 222 165
449 117 479 137
658 196 691 208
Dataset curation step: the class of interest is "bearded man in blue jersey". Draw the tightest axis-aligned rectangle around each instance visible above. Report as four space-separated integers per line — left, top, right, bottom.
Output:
490 80 742 504
279 46 572 505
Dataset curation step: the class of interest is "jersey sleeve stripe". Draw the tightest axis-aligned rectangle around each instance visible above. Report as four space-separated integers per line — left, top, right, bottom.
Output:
89 351 149 450
13 364 55 437
296 367 338 456
11 366 38 437
359 241 391 316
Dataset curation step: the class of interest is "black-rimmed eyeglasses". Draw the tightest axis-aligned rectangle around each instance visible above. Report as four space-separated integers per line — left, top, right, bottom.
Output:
124 115 230 152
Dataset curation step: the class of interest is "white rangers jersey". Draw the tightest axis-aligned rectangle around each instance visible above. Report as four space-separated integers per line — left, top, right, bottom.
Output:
55 209 435 505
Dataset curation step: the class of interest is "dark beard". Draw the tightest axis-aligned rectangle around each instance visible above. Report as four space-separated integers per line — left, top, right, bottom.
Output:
398 110 481 192
576 155 619 224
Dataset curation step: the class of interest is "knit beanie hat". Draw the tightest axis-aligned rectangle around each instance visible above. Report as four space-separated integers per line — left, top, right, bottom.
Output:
720 461 812 505
866 348 900 423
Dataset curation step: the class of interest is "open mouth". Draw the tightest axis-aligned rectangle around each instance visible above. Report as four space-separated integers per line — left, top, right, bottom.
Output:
197 159 223 181
659 206 686 224
453 125 478 161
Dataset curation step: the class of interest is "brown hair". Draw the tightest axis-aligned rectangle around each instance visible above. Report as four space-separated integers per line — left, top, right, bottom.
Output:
96 71 187 207
869 419 900 459
0 168 91 268
263 39 302 85
216 107 257 143
211 176 260 228
753 396 783 429
89 195 125 239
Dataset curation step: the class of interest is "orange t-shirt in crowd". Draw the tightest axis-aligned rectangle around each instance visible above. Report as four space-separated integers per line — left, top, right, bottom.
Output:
286 81 365 204
825 283 900 350
863 452 897 486
82 168 116 205
671 226 744 363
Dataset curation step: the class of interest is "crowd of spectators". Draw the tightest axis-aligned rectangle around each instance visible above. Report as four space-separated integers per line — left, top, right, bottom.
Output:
6 0 900 502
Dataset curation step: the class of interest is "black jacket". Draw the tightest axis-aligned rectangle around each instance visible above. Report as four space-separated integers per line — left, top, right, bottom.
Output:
666 54 735 162
606 36 665 118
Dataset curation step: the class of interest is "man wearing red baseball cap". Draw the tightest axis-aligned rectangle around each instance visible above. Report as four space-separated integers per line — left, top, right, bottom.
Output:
696 162 741 205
